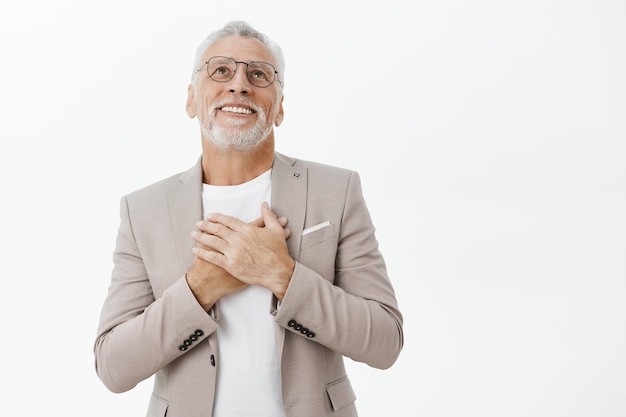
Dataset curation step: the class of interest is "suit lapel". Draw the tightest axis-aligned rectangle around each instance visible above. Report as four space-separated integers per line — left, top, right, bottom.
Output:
271 152 307 259
270 153 307 363
167 157 204 272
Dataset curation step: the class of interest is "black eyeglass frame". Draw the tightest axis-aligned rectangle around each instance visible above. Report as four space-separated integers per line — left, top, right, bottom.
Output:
196 56 283 88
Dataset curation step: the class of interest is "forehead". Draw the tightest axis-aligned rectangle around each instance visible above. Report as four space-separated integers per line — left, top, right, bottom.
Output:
204 36 276 65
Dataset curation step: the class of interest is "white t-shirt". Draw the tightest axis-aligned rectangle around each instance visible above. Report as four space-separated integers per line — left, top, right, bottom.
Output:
201 169 285 417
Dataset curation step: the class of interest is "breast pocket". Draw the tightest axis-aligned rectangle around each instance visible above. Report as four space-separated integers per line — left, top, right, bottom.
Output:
300 221 338 250
298 221 339 280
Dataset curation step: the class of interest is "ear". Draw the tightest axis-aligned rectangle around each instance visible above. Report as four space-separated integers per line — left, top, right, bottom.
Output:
274 95 285 127
185 84 197 118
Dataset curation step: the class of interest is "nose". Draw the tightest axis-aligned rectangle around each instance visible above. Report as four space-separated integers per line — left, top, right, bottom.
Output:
228 62 251 95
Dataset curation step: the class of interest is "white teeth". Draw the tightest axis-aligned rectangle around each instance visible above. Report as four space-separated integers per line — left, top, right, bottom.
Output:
222 106 253 114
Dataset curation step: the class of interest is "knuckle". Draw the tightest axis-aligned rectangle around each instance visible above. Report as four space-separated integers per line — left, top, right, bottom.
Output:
198 232 211 245
208 235 221 247
208 222 226 236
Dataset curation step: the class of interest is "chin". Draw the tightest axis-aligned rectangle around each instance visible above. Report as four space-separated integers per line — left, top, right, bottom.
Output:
205 130 269 152
201 121 271 152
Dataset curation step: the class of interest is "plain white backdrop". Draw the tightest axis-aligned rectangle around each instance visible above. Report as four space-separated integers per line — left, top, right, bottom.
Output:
1 1 624 416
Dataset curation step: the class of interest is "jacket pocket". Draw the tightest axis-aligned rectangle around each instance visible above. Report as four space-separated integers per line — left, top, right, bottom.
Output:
146 393 168 417
326 375 357 411
300 221 338 250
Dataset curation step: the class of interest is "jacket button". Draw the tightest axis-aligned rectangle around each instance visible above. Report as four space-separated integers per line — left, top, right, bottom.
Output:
189 334 198 341
300 327 309 334
294 324 303 331
287 319 297 327
210 354 216 366
195 329 204 337
179 345 188 351
306 331 315 338
183 339 192 346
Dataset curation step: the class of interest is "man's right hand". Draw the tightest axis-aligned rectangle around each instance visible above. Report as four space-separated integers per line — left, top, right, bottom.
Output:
186 244 246 311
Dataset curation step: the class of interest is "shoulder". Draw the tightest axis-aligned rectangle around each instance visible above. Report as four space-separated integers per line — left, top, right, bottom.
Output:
123 157 202 205
275 152 355 181
274 152 363 202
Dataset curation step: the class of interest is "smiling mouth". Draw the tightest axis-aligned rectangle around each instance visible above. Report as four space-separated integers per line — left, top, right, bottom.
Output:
220 106 254 115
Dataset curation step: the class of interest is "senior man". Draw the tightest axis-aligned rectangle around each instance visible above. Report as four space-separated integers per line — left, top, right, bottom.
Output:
95 21 403 417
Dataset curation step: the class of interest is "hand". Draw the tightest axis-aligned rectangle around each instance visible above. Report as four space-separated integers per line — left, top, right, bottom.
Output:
186 211 290 309
191 202 295 300
251 213 292 239
186 241 246 311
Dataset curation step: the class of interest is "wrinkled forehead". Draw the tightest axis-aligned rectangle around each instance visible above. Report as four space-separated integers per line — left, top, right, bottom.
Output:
203 35 277 66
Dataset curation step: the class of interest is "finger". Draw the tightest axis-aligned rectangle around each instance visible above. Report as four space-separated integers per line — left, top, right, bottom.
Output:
197 220 236 241
250 216 265 228
253 214 287 229
206 212 246 232
261 202 281 230
277 216 288 228
275 215 290 238
191 231 228 253
192 246 226 268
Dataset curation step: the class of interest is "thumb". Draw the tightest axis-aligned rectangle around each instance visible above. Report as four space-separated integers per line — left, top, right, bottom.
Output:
249 216 264 228
261 202 280 228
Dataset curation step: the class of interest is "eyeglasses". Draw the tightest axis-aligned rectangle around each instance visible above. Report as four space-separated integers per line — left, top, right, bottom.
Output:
196 56 282 88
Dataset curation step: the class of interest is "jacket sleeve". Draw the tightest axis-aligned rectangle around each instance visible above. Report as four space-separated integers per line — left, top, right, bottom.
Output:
93 196 218 393
275 171 404 369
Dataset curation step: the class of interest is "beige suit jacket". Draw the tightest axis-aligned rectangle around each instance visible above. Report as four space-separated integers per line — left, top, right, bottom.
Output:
95 152 403 417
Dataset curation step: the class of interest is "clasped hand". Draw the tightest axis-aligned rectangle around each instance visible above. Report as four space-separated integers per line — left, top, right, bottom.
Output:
186 202 295 309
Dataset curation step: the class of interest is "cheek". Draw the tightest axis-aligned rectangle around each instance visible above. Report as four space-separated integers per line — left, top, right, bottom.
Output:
267 97 282 119
273 100 284 125
200 100 216 120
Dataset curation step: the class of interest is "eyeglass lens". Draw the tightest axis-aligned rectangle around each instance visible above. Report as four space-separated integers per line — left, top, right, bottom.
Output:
207 57 276 87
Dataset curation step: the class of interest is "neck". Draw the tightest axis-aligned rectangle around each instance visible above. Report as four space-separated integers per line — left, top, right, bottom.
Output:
200 137 275 185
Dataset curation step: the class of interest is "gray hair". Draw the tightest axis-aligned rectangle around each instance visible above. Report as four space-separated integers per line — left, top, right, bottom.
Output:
191 21 285 88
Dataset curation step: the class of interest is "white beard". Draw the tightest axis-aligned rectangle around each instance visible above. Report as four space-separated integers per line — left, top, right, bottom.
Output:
199 99 274 152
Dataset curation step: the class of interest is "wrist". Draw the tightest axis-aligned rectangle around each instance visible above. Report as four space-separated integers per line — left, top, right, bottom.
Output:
185 272 218 311
273 258 295 301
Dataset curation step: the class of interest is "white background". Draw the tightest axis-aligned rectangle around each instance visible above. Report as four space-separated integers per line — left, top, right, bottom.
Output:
1 1 624 416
